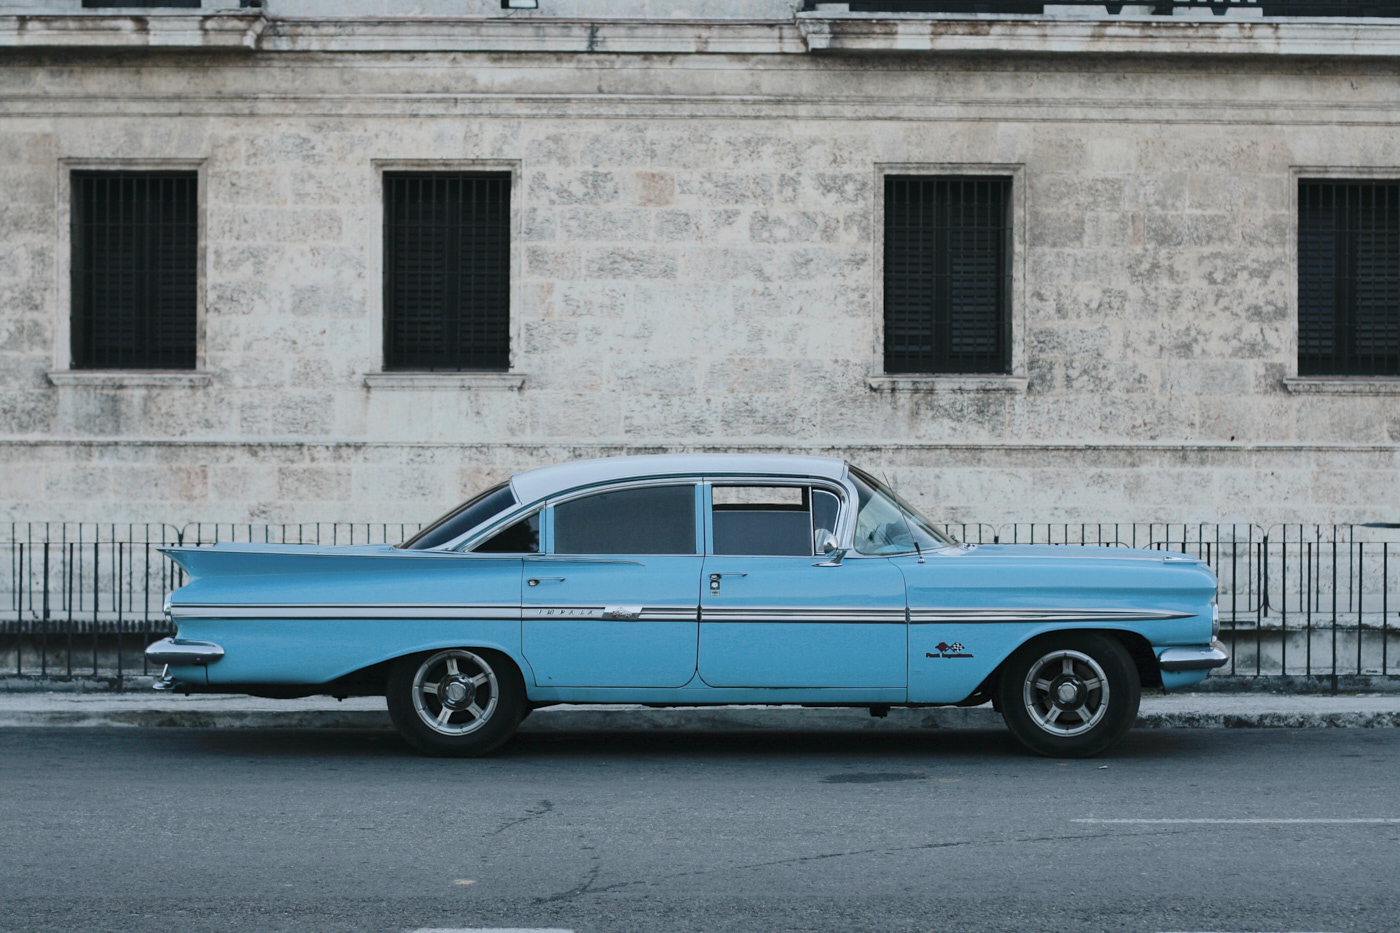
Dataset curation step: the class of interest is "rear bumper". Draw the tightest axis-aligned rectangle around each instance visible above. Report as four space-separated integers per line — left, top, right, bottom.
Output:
145 637 224 666
1157 639 1229 673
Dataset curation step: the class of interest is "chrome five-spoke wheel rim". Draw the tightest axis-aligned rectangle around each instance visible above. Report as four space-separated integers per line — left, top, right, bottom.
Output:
411 649 499 736
1021 649 1110 737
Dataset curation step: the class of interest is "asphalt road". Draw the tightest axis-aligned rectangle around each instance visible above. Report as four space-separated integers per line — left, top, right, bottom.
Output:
2 726 1397 933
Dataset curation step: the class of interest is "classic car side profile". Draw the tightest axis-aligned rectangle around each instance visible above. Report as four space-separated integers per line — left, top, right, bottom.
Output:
147 454 1228 758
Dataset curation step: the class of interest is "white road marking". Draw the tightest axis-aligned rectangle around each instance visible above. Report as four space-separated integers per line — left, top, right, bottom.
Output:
1074 818 1400 824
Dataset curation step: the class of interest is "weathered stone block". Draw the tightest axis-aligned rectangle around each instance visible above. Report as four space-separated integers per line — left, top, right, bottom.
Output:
583 248 678 280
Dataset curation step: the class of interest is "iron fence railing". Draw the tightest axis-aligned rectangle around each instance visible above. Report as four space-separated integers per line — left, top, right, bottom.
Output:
4 521 1399 682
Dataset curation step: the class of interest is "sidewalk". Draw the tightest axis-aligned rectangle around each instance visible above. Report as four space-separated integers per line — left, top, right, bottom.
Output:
1 691 1399 730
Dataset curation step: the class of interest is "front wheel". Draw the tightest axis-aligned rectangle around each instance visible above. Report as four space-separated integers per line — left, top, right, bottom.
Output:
997 633 1140 758
386 648 526 757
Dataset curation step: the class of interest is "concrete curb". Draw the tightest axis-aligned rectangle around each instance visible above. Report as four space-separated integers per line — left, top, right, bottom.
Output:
3 704 1400 731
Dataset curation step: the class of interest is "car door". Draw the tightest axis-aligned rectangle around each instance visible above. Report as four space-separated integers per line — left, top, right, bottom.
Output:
697 482 908 689
521 482 703 688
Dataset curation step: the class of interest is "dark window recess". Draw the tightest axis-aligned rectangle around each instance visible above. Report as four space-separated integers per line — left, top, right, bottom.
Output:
401 483 515 550
884 176 1011 374
554 486 697 556
71 172 198 370
1299 181 1400 376
475 514 540 554
384 173 510 372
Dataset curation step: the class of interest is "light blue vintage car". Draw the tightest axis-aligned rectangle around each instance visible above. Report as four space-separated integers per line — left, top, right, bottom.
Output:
148 454 1227 758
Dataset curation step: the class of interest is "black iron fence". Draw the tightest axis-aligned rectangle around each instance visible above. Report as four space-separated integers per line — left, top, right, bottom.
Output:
3 521 1398 682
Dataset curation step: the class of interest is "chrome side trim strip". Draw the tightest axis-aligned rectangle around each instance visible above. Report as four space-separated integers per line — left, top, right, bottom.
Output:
1158 639 1230 672
908 607 1196 624
145 638 224 665
701 607 906 623
523 606 697 622
169 604 520 620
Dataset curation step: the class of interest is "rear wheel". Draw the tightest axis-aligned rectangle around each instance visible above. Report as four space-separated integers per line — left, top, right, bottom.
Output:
997 633 1140 758
386 648 526 757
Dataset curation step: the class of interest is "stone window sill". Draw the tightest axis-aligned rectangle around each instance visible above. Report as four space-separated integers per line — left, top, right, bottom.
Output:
364 372 526 391
1282 377 1400 396
47 370 213 388
867 374 1028 394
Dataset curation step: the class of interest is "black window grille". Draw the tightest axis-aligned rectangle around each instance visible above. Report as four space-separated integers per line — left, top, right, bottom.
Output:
884 176 1011 374
383 173 511 372
1298 181 1400 376
71 172 198 371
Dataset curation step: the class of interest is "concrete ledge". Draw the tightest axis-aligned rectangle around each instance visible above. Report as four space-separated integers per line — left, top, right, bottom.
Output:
47 370 214 388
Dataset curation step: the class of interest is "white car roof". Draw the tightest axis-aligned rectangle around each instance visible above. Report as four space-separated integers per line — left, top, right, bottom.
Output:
510 453 849 506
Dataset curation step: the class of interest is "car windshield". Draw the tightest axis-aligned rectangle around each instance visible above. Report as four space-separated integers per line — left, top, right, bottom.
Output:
399 482 517 550
849 468 956 555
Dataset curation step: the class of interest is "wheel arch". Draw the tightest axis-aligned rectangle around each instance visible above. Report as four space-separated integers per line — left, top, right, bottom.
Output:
972 626 1161 702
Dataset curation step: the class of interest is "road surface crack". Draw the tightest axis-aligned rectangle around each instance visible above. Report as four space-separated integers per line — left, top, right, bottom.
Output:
534 859 601 904
578 828 1185 897
490 799 554 836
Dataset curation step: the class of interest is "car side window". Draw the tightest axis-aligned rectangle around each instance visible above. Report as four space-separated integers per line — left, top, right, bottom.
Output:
712 485 833 557
472 513 540 554
552 485 696 556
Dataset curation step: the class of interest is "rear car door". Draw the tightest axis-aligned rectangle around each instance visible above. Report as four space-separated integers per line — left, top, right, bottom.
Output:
521 482 703 688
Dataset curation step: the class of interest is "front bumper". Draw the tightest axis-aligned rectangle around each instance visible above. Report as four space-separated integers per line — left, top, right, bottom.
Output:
1157 639 1230 673
145 637 224 666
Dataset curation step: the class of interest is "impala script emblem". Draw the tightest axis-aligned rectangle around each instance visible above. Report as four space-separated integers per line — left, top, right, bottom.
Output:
927 642 974 659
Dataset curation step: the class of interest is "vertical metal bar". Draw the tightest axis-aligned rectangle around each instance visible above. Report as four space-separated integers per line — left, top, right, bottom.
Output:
116 540 124 680
66 543 74 678
1305 539 1313 677
92 540 99 676
1331 533 1339 691
1357 541 1364 676
1280 531 1288 675
40 543 49 678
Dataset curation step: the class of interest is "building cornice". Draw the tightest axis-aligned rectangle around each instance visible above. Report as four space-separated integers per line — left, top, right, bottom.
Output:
5 12 1400 57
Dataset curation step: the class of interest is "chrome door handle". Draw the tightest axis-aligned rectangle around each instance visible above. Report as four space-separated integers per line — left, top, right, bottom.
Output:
527 577 566 586
709 572 747 593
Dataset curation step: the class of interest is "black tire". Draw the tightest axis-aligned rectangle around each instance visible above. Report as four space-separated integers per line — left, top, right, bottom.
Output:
386 648 526 757
996 632 1140 758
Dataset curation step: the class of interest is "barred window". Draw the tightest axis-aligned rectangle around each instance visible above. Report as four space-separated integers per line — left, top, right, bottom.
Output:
1298 181 1400 376
884 176 1011 375
70 172 198 371
383 173 511 372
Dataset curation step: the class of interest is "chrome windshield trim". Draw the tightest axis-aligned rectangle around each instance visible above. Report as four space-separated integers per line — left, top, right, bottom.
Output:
168 604 520 620
908 608 1196 623
1158 640 1230 672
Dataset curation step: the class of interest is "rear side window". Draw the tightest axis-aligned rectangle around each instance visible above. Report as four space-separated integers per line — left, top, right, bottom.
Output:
473 513 540 554
553 485 697 555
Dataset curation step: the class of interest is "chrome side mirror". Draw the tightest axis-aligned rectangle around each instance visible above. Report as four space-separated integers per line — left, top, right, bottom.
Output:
814 530 846 567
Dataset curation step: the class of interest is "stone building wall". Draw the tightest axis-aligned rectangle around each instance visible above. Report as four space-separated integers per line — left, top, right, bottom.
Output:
1 10 1398 528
